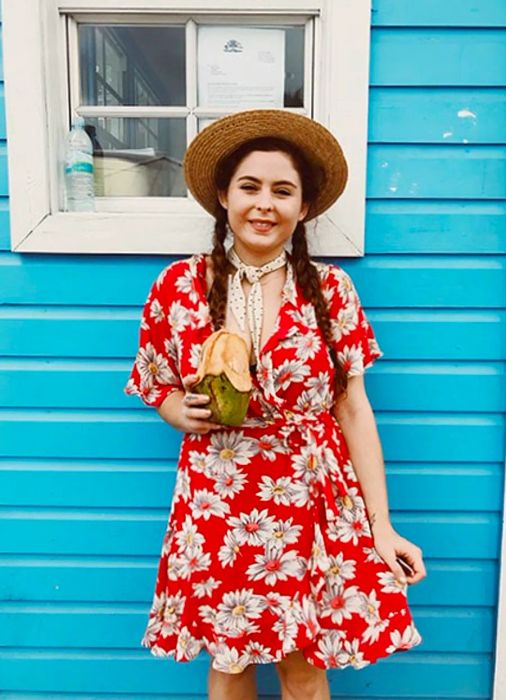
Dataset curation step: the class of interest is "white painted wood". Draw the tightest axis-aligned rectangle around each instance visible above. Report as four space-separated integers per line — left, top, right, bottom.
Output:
14 210 360 256
493 460 506 700
58 0 323 13
4 0 371 256
2 0 52 250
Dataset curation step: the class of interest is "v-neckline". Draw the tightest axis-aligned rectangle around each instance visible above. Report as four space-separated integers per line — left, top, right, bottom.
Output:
194 252 296 360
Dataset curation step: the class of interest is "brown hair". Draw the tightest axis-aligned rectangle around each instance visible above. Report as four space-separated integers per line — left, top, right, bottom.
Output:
207 137 348 400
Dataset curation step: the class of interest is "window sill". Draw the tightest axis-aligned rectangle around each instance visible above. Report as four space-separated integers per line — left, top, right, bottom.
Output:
12 210 363 256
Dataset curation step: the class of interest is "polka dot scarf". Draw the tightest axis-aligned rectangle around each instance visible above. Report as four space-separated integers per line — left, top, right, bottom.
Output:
227 246 287 364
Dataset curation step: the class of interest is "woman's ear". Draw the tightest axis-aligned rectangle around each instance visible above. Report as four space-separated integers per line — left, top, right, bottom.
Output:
298 202 310 221
217 190 228 210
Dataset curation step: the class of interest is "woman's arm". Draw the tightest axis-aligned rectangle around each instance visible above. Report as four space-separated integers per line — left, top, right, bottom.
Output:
333 374 391 533
334 375 426 585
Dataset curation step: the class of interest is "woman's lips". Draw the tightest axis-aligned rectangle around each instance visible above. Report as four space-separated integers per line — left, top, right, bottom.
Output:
249 220 275 233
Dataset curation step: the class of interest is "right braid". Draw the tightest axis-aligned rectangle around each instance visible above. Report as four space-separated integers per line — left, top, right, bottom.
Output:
208 207 235 331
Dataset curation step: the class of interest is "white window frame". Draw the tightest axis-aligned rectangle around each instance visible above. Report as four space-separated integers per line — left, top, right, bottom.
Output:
3 0 372 256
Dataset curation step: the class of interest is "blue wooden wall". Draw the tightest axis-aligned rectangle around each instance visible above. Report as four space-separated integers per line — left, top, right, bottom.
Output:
1 1 506 698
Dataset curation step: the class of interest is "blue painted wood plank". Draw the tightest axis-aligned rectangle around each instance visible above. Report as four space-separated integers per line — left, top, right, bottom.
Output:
2 254 505 308
0 650 492 697
0 361 504 412
0 198 11 251
0 461 502 512
0 509 499 558
369 88 506 144
0 145 8 196
0 409 504 462
0 84 6 140
365 200 506 254
0 604 494 653
372 0 506 27
371 29 506 87
0 556 495 606
345 256 506 308
0 311 504 360
368 145 506 199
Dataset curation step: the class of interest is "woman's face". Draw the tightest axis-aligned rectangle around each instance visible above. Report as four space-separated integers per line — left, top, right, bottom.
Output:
218 150 309 265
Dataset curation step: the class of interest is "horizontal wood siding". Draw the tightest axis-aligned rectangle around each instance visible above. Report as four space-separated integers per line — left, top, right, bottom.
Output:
1 2 505 698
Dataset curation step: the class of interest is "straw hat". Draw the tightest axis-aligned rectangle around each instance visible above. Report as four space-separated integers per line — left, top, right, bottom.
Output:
183 109 348 221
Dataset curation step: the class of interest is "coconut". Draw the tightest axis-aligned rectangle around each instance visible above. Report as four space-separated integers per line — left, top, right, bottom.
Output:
193 330 252 426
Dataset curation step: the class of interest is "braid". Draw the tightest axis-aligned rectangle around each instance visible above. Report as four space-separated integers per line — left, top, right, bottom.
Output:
290 222 348 400
208 207 234 331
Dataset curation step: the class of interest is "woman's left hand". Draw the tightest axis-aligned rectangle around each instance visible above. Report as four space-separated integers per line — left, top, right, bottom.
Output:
371 522 427 586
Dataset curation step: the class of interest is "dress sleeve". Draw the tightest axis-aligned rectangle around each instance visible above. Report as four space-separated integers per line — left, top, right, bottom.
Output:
321 263 383 377
124 267 184 407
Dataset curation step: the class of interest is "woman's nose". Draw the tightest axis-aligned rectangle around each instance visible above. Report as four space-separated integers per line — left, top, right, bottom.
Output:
255 189 273 211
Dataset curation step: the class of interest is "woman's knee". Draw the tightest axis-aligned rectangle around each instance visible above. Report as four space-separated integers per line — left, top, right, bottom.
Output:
276 650 328 696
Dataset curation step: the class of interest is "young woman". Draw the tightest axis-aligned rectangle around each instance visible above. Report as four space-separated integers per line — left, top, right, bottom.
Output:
126 109 426 700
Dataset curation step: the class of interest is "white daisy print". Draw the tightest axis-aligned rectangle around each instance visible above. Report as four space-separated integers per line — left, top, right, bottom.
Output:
378 570 409 594
274 358 311 391
243 641 275 665
218 530 243 567
207 431 256 472
193 577 220 598
175 626 201 660
160 592 185 638
150 298 165 324
314 630 347 668
252 433 287 462
216 589 264 634
178 546 211 580
213 467 248 499
291 330 321 361
362 616 390 645
337 638 369 669
337 343 366 377
212 644 247 674
321 584 362 624
227 508 276 547
247 546 300 586
191 489 230 520
135 342 178 388
174 516 205 553
267 518 303 550
325 552 357 586
386 623 422 653
257 475 296 506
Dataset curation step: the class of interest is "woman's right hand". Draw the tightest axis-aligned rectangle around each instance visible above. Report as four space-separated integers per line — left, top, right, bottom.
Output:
178 373 222 434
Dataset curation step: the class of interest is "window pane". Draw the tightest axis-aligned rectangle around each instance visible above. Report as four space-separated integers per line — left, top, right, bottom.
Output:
84 117 186 197
79 25 186 106
197 25 304 109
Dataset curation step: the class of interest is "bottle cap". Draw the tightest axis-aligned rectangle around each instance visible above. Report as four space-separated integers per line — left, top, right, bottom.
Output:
72 115 85 128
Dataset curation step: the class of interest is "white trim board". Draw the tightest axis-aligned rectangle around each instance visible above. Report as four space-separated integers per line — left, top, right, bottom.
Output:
2 0 372 255
493 451 506 700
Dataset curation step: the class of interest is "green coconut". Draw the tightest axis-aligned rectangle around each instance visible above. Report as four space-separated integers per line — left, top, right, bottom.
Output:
193 330 252 427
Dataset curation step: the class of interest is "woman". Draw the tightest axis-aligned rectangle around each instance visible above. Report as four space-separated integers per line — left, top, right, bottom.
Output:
126 109 426 700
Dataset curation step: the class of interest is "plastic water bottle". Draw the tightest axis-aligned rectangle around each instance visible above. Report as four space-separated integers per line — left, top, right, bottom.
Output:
64 115 95 212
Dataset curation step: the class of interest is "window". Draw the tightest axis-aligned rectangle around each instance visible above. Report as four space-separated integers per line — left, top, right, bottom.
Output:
3 0 372 255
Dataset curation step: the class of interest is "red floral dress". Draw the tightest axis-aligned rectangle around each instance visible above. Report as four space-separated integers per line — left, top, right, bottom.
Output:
125 253 422 674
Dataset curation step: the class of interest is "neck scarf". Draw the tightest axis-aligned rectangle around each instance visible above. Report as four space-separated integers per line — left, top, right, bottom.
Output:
226 247 287 363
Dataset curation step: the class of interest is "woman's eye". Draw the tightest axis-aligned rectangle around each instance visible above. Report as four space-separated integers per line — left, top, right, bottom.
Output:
240 185 256 191
276 190 291 196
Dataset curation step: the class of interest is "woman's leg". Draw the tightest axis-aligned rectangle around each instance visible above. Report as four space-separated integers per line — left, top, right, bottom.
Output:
208 662 257 700
275 650 331 700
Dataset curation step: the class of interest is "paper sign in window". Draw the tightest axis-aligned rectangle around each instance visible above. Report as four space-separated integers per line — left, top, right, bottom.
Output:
198 26 285 109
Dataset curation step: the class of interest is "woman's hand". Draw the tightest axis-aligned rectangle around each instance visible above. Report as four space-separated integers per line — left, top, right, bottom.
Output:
178 373 222 434
156 374 222 433
371 522 427 586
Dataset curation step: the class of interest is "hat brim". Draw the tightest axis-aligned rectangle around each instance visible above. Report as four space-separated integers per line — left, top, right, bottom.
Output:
183 109 348 221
